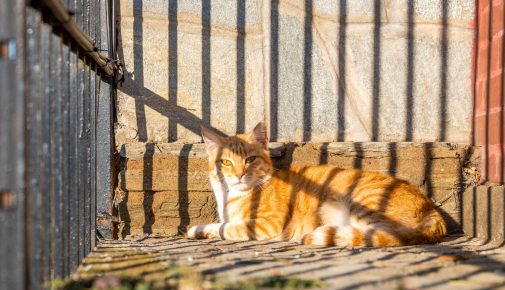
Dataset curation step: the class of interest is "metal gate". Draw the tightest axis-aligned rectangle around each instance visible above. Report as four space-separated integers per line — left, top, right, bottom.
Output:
0 0 117 289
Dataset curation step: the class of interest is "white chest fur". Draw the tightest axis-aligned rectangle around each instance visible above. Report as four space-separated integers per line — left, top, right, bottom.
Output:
209 177 248 223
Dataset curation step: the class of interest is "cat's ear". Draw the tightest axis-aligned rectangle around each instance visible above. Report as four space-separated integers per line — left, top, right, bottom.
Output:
201 126 223 155
249 122 268 149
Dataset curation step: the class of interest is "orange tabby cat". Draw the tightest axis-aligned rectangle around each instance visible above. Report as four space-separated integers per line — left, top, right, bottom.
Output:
187 122 446 247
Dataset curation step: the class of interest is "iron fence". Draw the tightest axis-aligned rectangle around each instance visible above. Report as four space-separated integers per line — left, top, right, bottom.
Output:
0 0 116 289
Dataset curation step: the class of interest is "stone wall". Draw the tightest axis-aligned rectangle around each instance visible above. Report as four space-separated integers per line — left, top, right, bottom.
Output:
115 0 475 145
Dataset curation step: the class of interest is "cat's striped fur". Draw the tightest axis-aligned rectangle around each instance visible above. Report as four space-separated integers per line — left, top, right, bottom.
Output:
187 122 446 247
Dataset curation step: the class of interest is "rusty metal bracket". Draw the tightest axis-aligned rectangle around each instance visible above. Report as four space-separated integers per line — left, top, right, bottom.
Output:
0 191 16 209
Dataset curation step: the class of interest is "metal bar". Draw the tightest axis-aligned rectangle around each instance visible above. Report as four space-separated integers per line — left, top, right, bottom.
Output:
83 57 91 256
25 8 43 290
90 66 97 248
77 54 85 262
68 44 79 271
37 0 118 76
74 0 81 28
99 0 107 53
85 0 90 36
40 21 53 283
0 0 25 288
50 32 64 278
96 75 113 238
61 41 71 276
96 0 113 239
14 0 25 285
90 0 96 44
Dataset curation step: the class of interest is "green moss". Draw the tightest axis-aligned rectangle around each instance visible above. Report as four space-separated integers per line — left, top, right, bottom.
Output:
46 276 150 290
49 265 323 290
216 276 324 290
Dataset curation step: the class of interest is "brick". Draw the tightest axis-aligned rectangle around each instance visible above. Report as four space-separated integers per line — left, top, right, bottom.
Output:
474 80 489 115
490 37 504 73
474 110 505 146
479 7 491 43
486 109 505 145
474 114 488 145
488 144 505 183
491 1 504 37
474 76 503 119
480 0 491 14
476 47 490 79
488 74 504 109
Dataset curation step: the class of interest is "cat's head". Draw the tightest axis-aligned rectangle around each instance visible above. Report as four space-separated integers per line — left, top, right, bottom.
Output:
201 122 273 192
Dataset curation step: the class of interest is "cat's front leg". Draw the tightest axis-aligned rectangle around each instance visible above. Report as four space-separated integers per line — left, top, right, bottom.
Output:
187 220 277 240
187 223 224 239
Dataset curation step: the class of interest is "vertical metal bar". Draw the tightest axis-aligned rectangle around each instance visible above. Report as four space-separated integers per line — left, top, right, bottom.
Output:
40 22 53 283
61 41 71 277
25 8 43 290
77 54 85 262
96 0 113 239
90 0 96 44
68 45 79 271
15 0 25 286
75 0 82 29
0 0 24 288
71 0 77 27
96 75 112 238
90 66 97 248
85 0 90 35
98 0 104 51
50 32 64 278
83 58 91 256
90 0 99 247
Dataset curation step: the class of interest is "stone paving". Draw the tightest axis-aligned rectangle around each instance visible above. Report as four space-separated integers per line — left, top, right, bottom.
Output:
72 236 505 290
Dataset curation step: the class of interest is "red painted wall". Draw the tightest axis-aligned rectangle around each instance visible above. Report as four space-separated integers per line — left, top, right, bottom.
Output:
474 0 505 184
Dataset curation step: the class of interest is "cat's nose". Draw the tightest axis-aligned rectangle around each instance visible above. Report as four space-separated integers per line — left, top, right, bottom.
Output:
235 173 245 180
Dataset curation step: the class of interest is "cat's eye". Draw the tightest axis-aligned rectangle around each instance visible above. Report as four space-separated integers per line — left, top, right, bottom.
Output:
245 156 257 164
220 159 232 166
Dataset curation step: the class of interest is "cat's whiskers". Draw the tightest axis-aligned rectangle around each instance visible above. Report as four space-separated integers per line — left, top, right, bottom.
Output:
254 177 270 190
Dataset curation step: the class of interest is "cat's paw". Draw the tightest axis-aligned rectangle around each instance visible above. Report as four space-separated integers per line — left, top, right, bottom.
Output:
187 225 207 239
187 224 223 239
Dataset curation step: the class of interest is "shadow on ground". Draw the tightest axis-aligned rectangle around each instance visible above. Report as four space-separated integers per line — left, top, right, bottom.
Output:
63 236 505 290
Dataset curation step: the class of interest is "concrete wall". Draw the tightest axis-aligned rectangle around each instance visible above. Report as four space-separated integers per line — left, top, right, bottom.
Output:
115 0 475 146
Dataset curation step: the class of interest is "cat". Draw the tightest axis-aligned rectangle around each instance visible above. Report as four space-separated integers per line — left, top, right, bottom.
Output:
187 122 446 247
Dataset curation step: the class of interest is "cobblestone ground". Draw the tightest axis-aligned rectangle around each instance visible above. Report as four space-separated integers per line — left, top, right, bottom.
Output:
71 236 505 290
